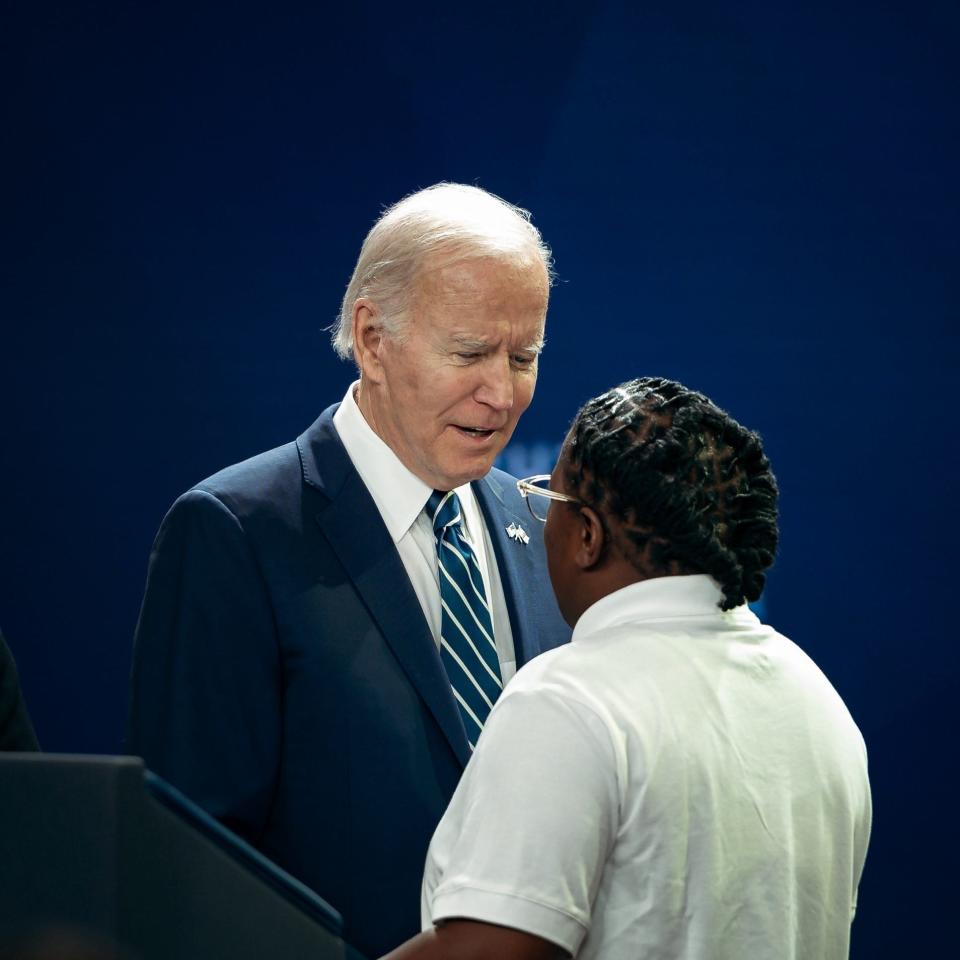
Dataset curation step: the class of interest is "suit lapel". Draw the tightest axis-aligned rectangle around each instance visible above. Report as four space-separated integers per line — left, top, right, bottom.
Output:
473 473 541 669
298 408 472 769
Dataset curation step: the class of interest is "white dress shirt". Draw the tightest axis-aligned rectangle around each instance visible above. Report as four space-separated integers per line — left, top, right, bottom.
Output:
332 382 517 683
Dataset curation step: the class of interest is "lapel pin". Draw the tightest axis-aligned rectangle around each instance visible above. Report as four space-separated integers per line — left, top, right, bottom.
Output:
506 522 530 545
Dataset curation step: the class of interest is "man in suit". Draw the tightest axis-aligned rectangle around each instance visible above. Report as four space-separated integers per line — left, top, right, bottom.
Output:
128 183 569 958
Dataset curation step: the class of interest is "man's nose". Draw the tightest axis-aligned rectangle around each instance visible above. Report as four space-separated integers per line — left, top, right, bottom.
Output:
475 356 514 411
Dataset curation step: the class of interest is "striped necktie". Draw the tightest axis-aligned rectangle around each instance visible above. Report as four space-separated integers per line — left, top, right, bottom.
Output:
426 489 503 749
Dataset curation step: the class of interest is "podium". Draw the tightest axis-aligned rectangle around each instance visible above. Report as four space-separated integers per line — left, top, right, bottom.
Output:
0 754 365 959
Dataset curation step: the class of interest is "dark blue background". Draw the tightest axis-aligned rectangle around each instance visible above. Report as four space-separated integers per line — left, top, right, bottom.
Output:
3 2 957 955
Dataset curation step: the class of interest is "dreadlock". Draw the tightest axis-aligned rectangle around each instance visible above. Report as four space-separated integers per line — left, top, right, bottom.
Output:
564 377 779 611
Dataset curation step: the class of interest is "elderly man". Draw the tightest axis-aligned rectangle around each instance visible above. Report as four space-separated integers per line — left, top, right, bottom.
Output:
128 184 569 957
385 377 871 960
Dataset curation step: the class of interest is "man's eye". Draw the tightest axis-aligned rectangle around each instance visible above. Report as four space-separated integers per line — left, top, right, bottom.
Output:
457 352 481 360
512 354 536 367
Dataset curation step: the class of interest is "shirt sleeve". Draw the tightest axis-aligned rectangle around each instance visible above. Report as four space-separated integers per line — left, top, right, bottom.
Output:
425 685 620 955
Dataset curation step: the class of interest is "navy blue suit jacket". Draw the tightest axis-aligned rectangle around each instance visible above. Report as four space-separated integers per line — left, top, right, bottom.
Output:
128 405 569 958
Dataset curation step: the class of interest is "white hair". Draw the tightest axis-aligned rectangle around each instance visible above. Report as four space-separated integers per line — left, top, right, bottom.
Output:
331 182 553 361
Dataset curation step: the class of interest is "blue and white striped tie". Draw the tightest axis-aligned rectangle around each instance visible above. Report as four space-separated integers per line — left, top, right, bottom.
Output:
426 490 503 749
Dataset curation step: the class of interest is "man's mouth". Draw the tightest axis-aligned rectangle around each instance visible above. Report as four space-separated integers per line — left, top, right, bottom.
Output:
453 425 498 440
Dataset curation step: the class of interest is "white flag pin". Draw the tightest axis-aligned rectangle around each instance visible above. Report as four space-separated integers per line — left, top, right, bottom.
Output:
506 522 530 545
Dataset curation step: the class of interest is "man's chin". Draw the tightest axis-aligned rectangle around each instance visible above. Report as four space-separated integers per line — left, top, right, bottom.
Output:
434 453 500 490
425 429 515 488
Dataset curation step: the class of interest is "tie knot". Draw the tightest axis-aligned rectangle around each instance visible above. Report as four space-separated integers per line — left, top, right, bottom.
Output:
426 490 462 536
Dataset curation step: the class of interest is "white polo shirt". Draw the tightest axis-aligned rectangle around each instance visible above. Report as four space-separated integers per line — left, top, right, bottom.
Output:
422 575 872 959
332 382 517 682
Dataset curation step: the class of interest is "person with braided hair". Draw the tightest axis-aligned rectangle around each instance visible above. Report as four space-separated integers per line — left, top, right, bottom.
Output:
548 376 780 616
382 377 871 960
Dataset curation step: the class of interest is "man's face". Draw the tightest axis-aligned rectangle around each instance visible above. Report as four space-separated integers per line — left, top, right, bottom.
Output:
361 256 549 491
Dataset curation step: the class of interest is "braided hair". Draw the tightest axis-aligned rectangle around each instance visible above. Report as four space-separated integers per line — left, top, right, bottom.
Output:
564 377 779 611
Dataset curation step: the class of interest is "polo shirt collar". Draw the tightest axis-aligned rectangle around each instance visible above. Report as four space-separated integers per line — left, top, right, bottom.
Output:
573 575 757 642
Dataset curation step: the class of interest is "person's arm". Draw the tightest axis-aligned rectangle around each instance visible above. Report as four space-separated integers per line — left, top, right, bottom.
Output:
401 686 619 960
0 630 40 751
379 919 567 960
128 488 281 839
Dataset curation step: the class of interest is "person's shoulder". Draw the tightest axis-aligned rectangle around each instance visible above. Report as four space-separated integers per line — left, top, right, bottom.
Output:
160 440 296 524
150 442 301 544
182 405 345 516
161 408 335 526
194 440 301 502
505 641 581 696
492 644 618 753
767 626 867 739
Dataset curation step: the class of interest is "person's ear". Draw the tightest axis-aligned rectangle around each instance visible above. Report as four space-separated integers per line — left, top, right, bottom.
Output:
576 506 606 570
352 299 385 383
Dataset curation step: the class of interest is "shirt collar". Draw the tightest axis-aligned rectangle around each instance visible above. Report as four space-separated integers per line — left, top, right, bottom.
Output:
332 382 434 542
572 575 758 642
332 382 480 543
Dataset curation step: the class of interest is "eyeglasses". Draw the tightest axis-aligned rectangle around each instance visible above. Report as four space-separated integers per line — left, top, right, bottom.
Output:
516 474 581 522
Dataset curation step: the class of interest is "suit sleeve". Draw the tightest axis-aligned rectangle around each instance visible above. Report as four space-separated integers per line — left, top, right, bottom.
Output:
128 488 281 842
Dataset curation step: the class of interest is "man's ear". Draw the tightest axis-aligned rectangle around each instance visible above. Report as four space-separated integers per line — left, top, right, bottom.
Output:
352 299 385 383
576 506 606 570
